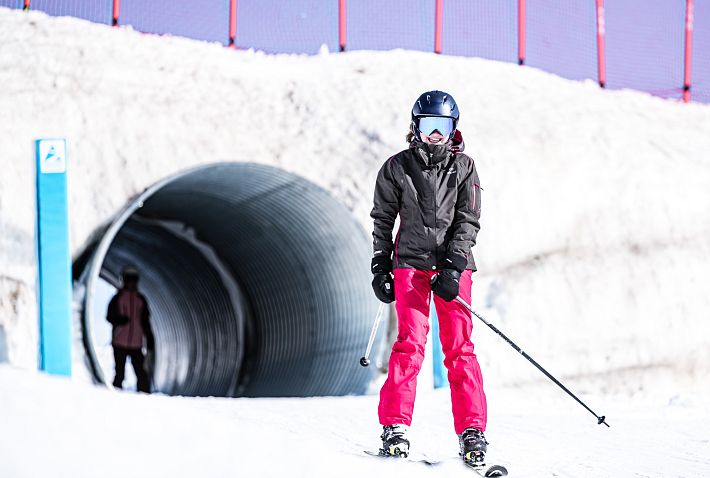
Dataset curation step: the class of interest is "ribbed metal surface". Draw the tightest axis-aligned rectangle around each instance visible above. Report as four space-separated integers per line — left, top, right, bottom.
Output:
80 162 382 397
101 217 246 397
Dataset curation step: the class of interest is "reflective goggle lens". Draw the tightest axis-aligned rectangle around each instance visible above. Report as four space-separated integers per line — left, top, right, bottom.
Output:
417 116 454 137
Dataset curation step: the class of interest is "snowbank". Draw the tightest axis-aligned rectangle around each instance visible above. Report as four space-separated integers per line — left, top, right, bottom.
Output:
1 364 709 477
1 7 710 393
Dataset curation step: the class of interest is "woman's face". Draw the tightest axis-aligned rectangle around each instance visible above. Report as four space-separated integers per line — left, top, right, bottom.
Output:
421 130 446 145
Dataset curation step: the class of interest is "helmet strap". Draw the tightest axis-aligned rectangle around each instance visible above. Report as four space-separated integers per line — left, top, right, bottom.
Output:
410 121 421 141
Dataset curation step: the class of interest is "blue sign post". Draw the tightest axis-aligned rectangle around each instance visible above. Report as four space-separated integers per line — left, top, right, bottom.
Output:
431 298 448 389
36 138 72 376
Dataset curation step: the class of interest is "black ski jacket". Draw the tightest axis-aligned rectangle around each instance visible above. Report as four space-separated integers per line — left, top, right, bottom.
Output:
371 132 481 272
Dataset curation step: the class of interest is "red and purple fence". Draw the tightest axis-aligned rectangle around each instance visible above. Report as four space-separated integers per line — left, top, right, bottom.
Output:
3 0 706 103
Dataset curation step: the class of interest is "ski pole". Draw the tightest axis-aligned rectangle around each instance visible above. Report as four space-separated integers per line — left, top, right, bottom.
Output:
360 302 387 367
454 295 610 427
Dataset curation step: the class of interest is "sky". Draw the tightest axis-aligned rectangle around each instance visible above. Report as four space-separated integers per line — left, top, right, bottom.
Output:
2 0 707 102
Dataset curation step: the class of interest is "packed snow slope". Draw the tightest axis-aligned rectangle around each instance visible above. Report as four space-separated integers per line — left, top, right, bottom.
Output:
2 7 710 394
2 364 710 478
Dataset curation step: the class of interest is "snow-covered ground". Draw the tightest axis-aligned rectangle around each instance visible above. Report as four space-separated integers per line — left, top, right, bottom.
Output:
1 7 710 477
2 364 709 478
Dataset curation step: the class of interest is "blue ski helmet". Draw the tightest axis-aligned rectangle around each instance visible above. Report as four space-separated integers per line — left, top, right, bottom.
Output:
411 90 460 141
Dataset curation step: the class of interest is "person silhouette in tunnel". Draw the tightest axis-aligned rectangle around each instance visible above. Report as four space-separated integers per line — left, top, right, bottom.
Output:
106 265 155 393
370 91 488 467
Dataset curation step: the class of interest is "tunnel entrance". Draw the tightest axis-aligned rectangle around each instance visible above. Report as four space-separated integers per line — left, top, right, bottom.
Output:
75 163 382 397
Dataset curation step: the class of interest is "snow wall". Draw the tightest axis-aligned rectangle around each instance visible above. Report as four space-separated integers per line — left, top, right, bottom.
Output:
2 8 710 395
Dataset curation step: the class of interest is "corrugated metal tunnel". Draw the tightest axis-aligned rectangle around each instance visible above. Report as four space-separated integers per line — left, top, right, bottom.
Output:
74 162 383 397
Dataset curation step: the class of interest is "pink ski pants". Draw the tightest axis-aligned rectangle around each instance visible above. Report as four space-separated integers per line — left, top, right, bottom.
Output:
378 268 487 434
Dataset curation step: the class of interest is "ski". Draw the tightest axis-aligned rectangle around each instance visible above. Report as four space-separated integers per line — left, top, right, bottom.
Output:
464 461 508 477
363 449 440 466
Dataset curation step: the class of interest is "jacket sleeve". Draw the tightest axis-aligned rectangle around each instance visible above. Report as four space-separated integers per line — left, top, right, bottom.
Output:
370 158 401 266
140 295 155 350
445 156 481 272
106 295 120 325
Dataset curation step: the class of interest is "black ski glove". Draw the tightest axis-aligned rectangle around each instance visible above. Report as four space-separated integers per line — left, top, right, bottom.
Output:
372 273 395 303
116 315 130 326
431 269 461 302
371 256 395 303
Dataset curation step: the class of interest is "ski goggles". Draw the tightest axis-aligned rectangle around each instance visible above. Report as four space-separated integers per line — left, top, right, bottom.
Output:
416 116 455 137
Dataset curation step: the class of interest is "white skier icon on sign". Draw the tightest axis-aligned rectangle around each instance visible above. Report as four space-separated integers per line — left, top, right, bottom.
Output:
38 139 67 174
45 146 57 161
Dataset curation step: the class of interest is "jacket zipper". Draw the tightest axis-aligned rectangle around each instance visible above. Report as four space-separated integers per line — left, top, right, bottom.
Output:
431 154 438 270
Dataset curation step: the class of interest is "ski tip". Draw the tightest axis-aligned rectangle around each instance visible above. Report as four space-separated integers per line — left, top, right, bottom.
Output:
364 449 388 458
485 464 509 477
466 462 509 477
364 449 440 466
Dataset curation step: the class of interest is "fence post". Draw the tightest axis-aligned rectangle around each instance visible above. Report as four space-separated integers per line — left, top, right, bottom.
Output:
595 0 606 88
683 0 694 103
112 0 120 27
339 0 347 52
518 0 526 65
229 0 237 48
434 0 443 54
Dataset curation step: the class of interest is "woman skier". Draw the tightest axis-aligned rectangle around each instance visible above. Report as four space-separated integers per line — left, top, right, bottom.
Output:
370 90 488 467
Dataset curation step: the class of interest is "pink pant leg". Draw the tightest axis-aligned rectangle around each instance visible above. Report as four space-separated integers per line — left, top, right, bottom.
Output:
378 268 431 427
433 270 488 434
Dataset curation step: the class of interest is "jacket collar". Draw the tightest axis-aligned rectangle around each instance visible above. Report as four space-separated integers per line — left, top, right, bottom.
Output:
411 140 450 167
450 129 465 153
414 145 464 168
409 130 466 168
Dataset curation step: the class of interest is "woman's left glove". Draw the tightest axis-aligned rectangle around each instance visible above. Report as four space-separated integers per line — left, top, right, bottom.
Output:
431 269 461 302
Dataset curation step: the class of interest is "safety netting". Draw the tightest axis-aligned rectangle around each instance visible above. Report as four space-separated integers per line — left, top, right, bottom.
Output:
692 2 710 103
14 0 112 24
526 0 597 82
346 0 434 52
605 1 685 100
4 1 708 103
236 0 338 54
0 0 23 10
442 0 517 62
119 0 229 44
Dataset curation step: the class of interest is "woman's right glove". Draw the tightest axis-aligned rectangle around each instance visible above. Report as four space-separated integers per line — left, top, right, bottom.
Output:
371 256 395 303
372 273 394 303
431 269 461 302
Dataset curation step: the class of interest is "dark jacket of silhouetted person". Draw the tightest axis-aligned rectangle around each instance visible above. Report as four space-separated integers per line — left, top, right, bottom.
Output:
107 266 155 393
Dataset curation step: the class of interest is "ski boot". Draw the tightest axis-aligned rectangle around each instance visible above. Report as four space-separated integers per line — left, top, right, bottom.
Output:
459 427 488 468
380 424 410 458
